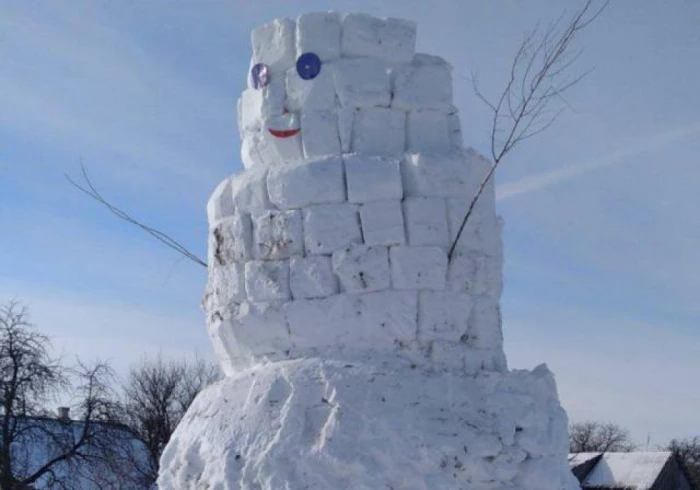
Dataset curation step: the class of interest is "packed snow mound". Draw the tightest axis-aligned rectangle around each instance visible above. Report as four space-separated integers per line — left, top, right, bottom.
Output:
158 358 579 490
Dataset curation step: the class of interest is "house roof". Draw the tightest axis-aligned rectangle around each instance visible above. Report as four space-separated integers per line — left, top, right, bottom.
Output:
569 451 675 490
569 452 605 466
4 415 151 489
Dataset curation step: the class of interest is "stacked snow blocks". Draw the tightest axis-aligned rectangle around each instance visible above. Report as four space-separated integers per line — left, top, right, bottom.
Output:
205 147 504 374
205 12 508 374
238 12 463 169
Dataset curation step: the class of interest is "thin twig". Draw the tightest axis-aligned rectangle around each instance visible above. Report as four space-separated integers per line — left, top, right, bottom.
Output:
65 165 207 268
448 0 610 260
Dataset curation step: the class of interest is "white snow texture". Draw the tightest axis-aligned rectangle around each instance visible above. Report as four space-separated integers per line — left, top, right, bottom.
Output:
160 11 578 490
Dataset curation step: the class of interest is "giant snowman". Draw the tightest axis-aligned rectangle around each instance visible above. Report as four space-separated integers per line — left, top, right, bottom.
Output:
159 12 579 490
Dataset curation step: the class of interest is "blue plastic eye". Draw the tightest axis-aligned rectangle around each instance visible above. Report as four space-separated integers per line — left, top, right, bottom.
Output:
250 63 270 89
296 52 322 80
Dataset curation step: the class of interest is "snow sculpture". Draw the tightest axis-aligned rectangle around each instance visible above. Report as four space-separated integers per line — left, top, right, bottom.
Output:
159 12 579 490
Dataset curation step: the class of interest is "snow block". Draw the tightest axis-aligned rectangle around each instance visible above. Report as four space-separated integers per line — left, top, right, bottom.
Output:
337 107 354 153
392 54 453 110
303 203 362 254
344 154 402 203
251 18 296 72
332 244 390 293
206 310 242 376
482 216 504 258
203 262 246 311
254 129 282 166
341 14 416 63
230 164 272 215
252 210 304 260
389 246 447 290
446 197 481 252
420 339 465 368
284 295 355 349
465 298 502 350
240 131 263 169
267 157 345 209
207 177 234 225
447 198 503 257
401 152 472 198
355 290 418 347
351 107 406 155
285 64 336 112
232 301 291 355
465 148 497 217
238 75 286 132
447 252 503 299
418 291 473 342
406 109 451 153
289 255 338 299
301 110 341 159
242 126 303 168
263 117 305 163
448 112 463 150
379 18 417 64
296 12 342 61
403 197 449 247
210 213 253 265
244 260 291 301
359 200 405 246
333 58 391 108
462 348 508 375
340 13 383 59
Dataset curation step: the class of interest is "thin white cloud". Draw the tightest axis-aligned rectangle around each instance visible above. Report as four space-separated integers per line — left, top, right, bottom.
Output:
496 123 700 201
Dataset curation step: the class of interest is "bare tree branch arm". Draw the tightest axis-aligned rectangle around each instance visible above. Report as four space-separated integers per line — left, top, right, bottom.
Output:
65 165 207 268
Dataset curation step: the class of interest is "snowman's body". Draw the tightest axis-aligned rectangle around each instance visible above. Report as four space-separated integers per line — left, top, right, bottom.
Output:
158 13 579 490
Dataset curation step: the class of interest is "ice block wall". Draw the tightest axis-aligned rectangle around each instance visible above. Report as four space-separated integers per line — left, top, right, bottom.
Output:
204 12 506 376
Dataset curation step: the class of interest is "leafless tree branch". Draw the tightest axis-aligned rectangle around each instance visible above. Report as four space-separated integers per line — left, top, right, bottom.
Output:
449 0 610 260
120 354 220 485
0 302 142 488
569 421 637 453
65 164 208 268
667 437 700 487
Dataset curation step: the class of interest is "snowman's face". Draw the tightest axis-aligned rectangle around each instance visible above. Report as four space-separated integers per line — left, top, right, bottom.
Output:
237 12 459 168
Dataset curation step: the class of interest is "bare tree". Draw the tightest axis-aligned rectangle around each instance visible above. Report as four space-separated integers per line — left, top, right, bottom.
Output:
448 0 610 259
667 437 700 487
121 355 220 486
0 301 140 489
569 421 637 453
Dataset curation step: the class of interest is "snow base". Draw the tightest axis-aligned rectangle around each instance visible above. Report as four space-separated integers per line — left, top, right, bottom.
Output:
158 357 578 490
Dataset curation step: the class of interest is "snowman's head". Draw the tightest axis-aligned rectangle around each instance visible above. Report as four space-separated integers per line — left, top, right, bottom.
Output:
238 12 462 168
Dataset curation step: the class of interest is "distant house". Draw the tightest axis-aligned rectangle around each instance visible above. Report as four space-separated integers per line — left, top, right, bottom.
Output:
569 452 694 490
4 408 152 489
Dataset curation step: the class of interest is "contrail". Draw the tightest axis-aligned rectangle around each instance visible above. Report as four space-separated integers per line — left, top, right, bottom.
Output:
496 123 700 201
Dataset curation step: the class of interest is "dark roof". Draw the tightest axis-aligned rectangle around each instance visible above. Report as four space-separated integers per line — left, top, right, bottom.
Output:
569 452 694 490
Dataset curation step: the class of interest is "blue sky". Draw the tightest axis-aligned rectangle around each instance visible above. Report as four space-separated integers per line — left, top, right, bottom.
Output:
1 1 698 446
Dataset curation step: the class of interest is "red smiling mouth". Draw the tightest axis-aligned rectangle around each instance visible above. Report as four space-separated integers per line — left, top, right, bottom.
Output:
268 128 300 138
